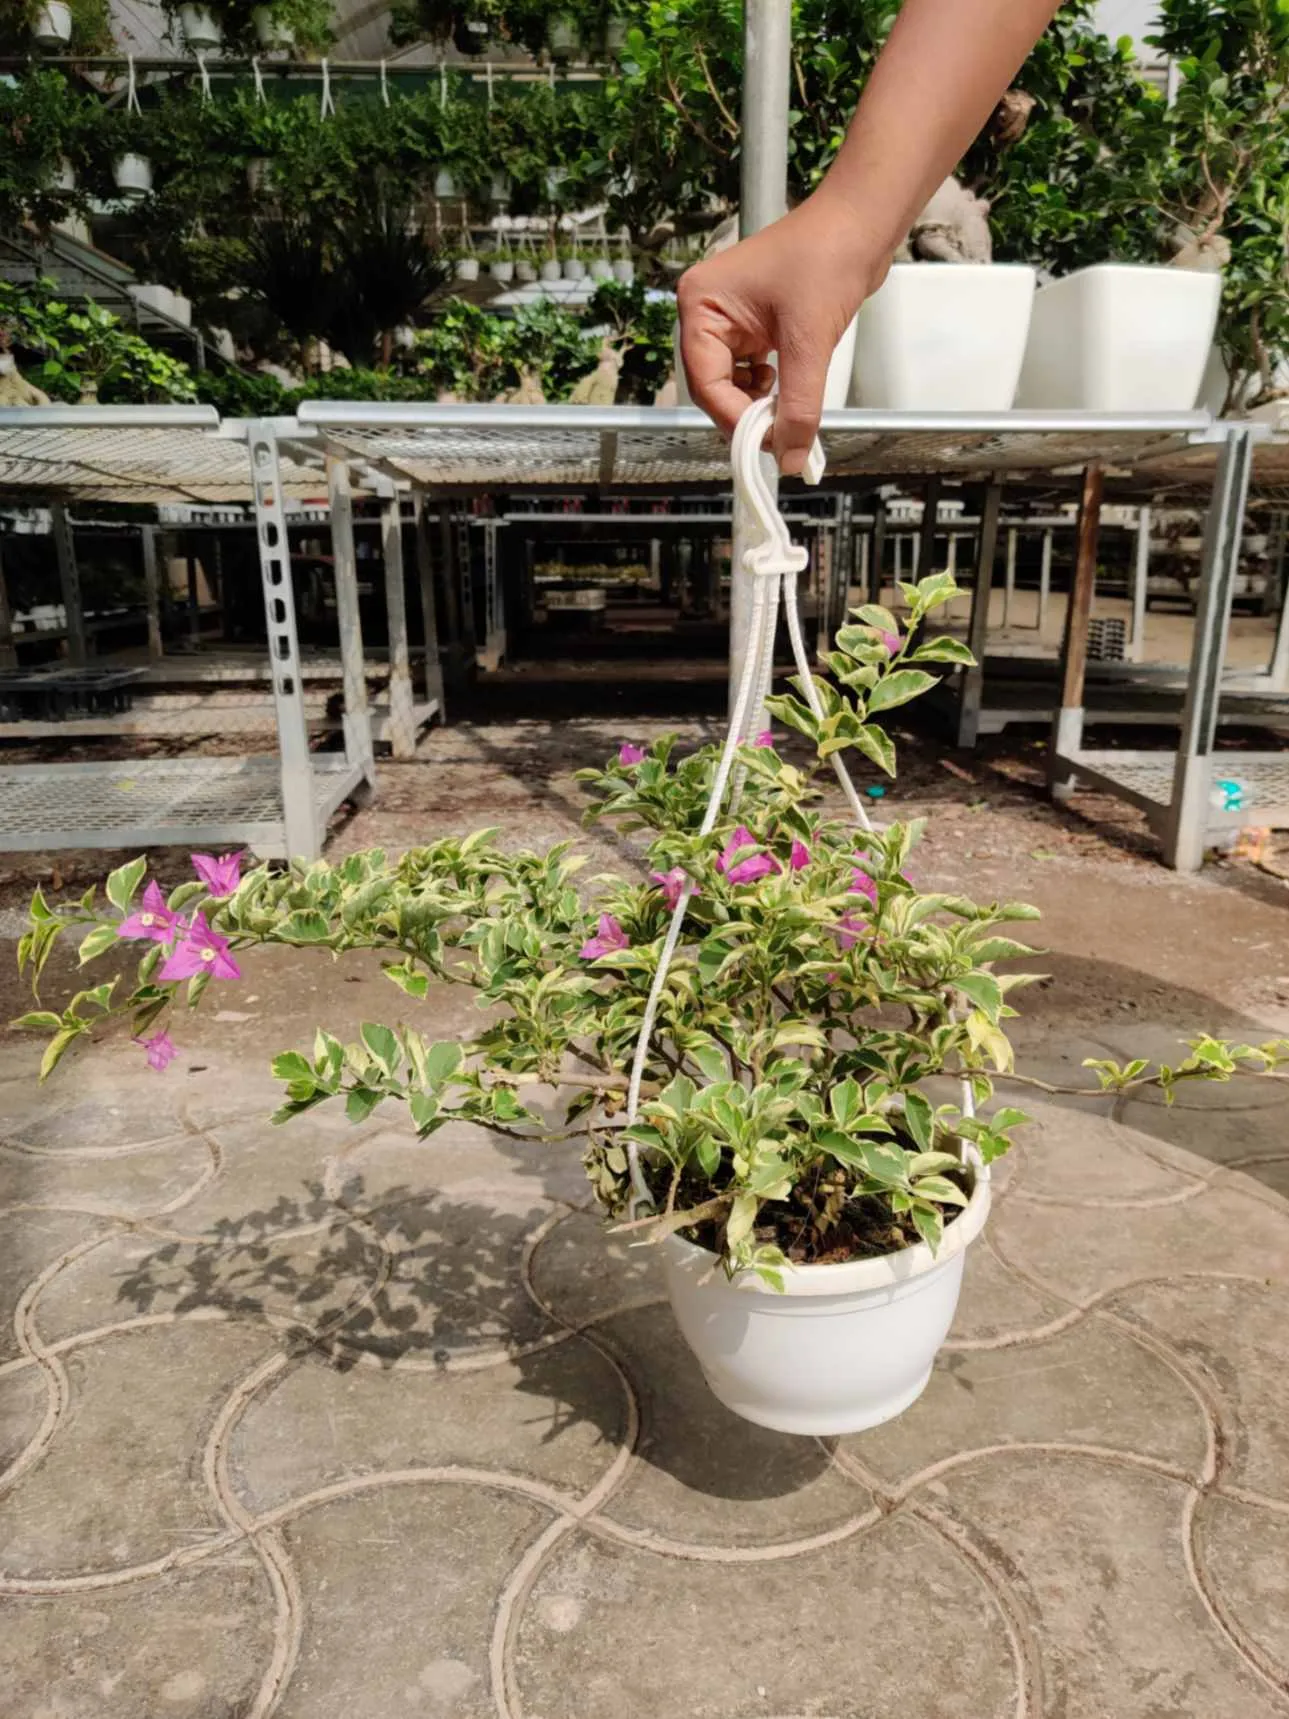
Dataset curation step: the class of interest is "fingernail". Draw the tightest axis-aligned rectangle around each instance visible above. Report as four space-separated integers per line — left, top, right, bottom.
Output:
780 448 806 477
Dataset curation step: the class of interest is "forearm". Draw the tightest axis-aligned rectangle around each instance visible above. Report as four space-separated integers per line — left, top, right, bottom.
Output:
816 0 1063 259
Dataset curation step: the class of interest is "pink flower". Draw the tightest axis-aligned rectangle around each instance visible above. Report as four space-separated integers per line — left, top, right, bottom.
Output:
650 867 689 909
836 910 866 952
789 838 811 872
192 851 242 898
850 868 878 905
137 1029 177 1072
158 911 241 982
117 879 179 944
580 914 630 960
753 729 775 749
618 743 646 766
880 629 901 656
716 825 781 887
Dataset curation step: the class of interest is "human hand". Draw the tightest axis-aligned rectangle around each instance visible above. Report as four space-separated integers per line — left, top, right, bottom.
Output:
677 191 887 475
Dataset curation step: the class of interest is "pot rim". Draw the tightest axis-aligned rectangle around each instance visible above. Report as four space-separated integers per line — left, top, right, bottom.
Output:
1039 261 1224 284
661 1162 991 1298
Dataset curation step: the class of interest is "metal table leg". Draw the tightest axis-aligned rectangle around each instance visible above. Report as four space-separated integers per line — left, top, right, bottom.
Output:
51 502 87 668
327 455 376 790
1163 428 1254 872
1049 464 1103 803
380 484 417 759
955 483 1001 749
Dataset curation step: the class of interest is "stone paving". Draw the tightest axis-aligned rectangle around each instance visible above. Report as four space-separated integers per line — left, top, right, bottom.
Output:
2 1002 1288 1719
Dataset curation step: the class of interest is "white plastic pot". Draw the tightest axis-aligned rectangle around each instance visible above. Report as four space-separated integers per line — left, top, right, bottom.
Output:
46 158 77 193
433 168 458 201
562 257 587 281
113 154 153 198
1015 264 1221 412
179 4 221 51
675 315 859 412
662 1164 991 1435
489 172 512 207
455 257 480 282
851 264 1036 410
589 257 614 283
489 258 515 283
253 6 294 48
129 282 174 319
548 13 581 58
515 259 537 284
540 258 563 283
31 2 72 46
612 258 635 285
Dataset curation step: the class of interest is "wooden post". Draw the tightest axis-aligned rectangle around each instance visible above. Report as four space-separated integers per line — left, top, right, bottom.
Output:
413 491 445 716
0 537 17 671
956 483 1002 749
141 524 163 661
380 487 416 759
1049 463 1104 800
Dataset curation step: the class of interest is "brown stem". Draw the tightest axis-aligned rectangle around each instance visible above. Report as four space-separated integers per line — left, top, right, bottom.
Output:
693 40 739 138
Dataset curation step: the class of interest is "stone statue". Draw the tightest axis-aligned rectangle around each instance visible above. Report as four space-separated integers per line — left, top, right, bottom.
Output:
494 366 546 405
653 371 679 408
569 335 626 406
895 177 993 264
0 354 50 407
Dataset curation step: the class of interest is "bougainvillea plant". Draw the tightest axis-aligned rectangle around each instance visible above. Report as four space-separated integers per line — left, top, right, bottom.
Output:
15 573 1289 1282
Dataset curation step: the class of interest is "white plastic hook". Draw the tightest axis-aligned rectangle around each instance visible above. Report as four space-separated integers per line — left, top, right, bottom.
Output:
319 58 335 120
731 398 820 579
125 54 141 116
440 63 448 108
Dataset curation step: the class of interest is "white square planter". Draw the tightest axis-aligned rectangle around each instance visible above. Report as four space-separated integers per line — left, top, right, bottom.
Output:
1015 264 1221 412
851 264 1037 410
675 315 859 412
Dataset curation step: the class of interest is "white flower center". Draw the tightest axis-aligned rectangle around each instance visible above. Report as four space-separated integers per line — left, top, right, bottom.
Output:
200 946 216 962
140 913 154 926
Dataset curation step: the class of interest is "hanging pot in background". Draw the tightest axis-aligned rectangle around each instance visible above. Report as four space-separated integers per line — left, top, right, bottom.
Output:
515 257 537 284
562 255 587 282
433 167 458 201
252 6 294 49
44 158 77 194
489 256 515 283
612 257 635 284
455 256 480 282
31 2 73 47
489 172 512 208
178 4 222 51
539 257 563 284
113 154 154 198
589 257 614 283
547 13 581 59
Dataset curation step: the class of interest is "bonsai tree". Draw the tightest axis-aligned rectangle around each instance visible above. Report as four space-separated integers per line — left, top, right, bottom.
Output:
16 573 1287 1281
329 195 451 368
0 278 196 404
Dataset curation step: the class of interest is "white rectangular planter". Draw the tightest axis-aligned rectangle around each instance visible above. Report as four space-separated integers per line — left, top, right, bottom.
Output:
1015 264 1222 412
851 264 1037 410
675 316 859 412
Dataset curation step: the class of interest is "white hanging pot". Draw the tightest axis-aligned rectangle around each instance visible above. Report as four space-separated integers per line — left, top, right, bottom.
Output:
31 1 73 47
562 256 586 281
253 6 294 48
455 256 480 282
539 257 563 283
588 257 614 283
661 1159 991 1435
547 13 581 58
246 157 275 195
612 257 635 284
489 172 512 208
604 15 628 54
113 153 154 198
515 258 537 284
433 167 458 201
852 263 1036 410
46 157 77 193
1015 263 1222 412
178 4 222 51
544 167 568 203
489 258 514 283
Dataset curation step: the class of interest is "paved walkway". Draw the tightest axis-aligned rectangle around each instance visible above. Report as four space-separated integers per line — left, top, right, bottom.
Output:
1 1002 1288 1719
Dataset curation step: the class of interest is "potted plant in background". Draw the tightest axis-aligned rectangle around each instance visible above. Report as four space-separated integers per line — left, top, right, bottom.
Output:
547 8 582 61
174 2 223 52
30 1 73 47
17 568 1289 1435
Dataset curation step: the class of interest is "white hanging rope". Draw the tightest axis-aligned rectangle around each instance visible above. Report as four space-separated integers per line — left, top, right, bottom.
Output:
252 56 267 104
440 63 448 108
318 58 335 120
124 54 141 117
379 59 390 107
622 395 979 1218
485 60 494 105
195 50 212 104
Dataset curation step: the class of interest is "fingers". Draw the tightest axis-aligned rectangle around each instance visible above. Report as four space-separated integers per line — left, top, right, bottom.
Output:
771 322 832 477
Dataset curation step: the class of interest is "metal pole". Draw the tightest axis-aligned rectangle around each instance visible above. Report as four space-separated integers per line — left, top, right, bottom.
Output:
1003 528 1017 629
247 420 318 860
51 502 86 668
870 498 887 607
956 483 1001 749
380 485 417 759
1266 510 1289 688
141 524 163 661
916 476 941 581
1129 505 1150 664
0 537 17 672
1049 464 1103 803
730 0 792 719
1164 429 1253 872
326 455 376 789
413 491 445 716
1037 529 1052 634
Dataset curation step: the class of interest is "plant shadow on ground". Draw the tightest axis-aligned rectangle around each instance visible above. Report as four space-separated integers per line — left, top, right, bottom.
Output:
110 1143 835 1501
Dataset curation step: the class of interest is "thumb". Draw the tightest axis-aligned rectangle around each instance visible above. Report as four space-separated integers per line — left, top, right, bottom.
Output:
771 321 832 476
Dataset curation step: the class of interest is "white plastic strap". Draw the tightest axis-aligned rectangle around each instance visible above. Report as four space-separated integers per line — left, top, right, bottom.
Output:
485 61 494 105
379 60 390 106
440 64 448 107
125 55 142 117
195 51 212 103
319 59 335 120
252 56 267 104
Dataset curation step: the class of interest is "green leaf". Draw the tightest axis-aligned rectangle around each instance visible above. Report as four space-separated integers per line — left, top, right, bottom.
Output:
361 1022 399 1077
689 1040 728 1082
278 910 332 944
903 1090 934 1151
39 1025 82 1082
271 1052 314 1084
850 723 897 777
988 1106 1031 1133
423 1041 463 1086
383 961 429 999
911 1202 943 1254
956 971 1003 1021
409 1092 439 1132
909 637 975 665
694 1133 721 1176
866 670 939 714
726 1189 758 1247
907 1151 964 1177
105 856 147 913
12 1010 63 1031
828 1076 863 1128
77 925 119 965
911 1173 969 1208
345 1087 382 1124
